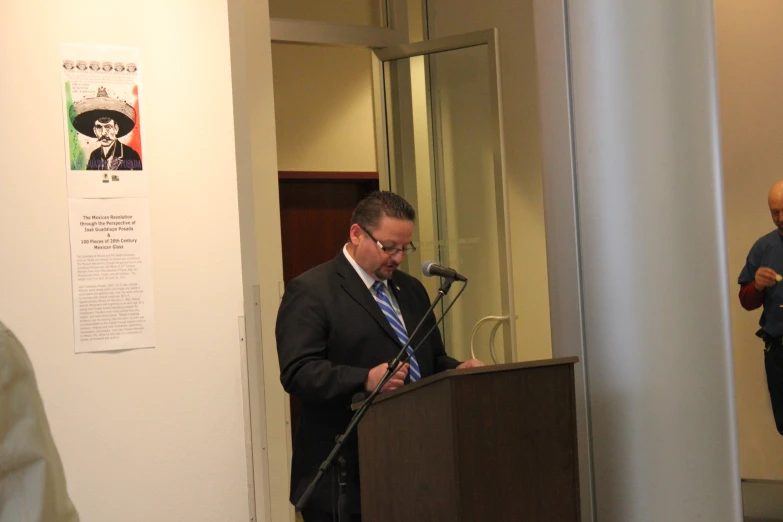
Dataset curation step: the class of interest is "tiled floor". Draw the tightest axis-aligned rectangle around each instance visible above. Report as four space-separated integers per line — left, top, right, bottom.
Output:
743 480 783 521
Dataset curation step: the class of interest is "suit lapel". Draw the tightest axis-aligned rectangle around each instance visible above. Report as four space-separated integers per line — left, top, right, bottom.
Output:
334 253 400 344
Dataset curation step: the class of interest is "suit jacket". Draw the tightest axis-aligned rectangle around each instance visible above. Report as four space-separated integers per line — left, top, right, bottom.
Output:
276 251 460 514
86 141 142 170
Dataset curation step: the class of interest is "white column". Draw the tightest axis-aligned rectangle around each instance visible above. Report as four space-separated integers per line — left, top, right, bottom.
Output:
536 1 743 520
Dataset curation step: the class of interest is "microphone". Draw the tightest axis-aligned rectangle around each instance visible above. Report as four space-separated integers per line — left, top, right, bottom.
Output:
422 260 467 282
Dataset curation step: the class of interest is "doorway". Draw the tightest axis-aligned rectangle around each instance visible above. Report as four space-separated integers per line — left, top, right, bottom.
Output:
267 16 513 522
270 42 382 522
376 29 516 364
278 175 379 442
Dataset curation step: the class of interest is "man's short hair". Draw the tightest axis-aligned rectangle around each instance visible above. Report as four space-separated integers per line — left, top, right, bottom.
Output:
351 191 416 230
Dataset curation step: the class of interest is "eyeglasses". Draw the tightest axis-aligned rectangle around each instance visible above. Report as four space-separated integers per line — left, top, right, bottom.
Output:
360 225 417 256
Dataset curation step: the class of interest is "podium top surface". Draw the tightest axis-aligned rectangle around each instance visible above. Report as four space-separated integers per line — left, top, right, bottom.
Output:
353 356 578 409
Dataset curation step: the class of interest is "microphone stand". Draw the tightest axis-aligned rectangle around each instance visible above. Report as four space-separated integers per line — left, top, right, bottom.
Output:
395 279 468 369
295 276 464 520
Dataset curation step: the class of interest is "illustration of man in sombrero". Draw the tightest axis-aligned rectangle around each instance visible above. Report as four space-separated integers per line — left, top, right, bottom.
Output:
70 87 142 171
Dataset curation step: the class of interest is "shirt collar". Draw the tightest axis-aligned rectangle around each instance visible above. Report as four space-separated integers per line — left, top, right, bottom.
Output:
342 244 387 292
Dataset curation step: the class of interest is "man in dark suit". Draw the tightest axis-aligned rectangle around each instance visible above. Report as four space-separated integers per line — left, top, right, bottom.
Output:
276 191 483 522
85 118 142 171
70 87 143 171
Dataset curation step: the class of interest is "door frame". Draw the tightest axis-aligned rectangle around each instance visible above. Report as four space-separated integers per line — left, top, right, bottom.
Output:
261 17 515 522
266 13 411 522
372 29 518 360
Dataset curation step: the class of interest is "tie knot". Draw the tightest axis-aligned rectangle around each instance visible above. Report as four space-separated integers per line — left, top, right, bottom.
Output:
372 281 384 294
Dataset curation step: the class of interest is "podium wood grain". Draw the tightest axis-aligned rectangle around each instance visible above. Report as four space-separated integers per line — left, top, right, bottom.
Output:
357 358 581 522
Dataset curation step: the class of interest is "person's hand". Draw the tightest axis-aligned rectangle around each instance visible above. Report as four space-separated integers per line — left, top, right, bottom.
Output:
366 362 409 393
457 358 485 369
754 267 779 290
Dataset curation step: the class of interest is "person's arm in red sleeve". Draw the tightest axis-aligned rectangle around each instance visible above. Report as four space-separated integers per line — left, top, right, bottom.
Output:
739 282 765 311
740 266 779 310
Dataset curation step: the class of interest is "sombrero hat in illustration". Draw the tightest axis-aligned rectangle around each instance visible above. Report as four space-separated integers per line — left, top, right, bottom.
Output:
70 87 137 138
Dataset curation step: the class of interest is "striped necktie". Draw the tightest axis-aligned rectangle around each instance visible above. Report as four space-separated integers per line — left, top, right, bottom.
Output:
371 281 421 382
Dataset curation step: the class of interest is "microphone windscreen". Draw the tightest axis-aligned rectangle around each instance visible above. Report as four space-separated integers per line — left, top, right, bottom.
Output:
421 260 435 277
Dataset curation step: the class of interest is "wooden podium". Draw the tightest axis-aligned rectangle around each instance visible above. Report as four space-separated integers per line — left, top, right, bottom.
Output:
356 357 581 522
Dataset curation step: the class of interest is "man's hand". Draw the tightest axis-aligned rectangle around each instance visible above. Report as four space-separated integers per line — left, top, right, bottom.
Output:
366 362 409 393
754 267 779 290
457 358 485 369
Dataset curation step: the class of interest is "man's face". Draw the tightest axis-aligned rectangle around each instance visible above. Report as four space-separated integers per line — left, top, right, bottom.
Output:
93 118 119 147
350 216 414 281
771 202 783 234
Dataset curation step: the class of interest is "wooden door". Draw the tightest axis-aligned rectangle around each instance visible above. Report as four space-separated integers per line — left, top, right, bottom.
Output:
278 174 379 441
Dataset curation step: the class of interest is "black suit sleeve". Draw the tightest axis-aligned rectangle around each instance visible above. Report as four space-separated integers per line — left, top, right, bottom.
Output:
276 278 370 405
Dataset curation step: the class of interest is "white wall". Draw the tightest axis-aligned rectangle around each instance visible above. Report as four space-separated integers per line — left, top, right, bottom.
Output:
426 0 553 361
715 0 783 480
269 0 382 26
270 0 378 174
0 1 255 521
272 44 377 172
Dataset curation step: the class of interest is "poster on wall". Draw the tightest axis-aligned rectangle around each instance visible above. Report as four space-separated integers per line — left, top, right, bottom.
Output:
67 198 155 353
60 44 147 198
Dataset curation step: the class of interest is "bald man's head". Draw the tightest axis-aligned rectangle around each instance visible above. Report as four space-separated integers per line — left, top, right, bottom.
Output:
768 181 783 234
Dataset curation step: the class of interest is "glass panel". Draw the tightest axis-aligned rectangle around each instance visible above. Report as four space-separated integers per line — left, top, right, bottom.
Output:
383 44 512 365
269 0 387 27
